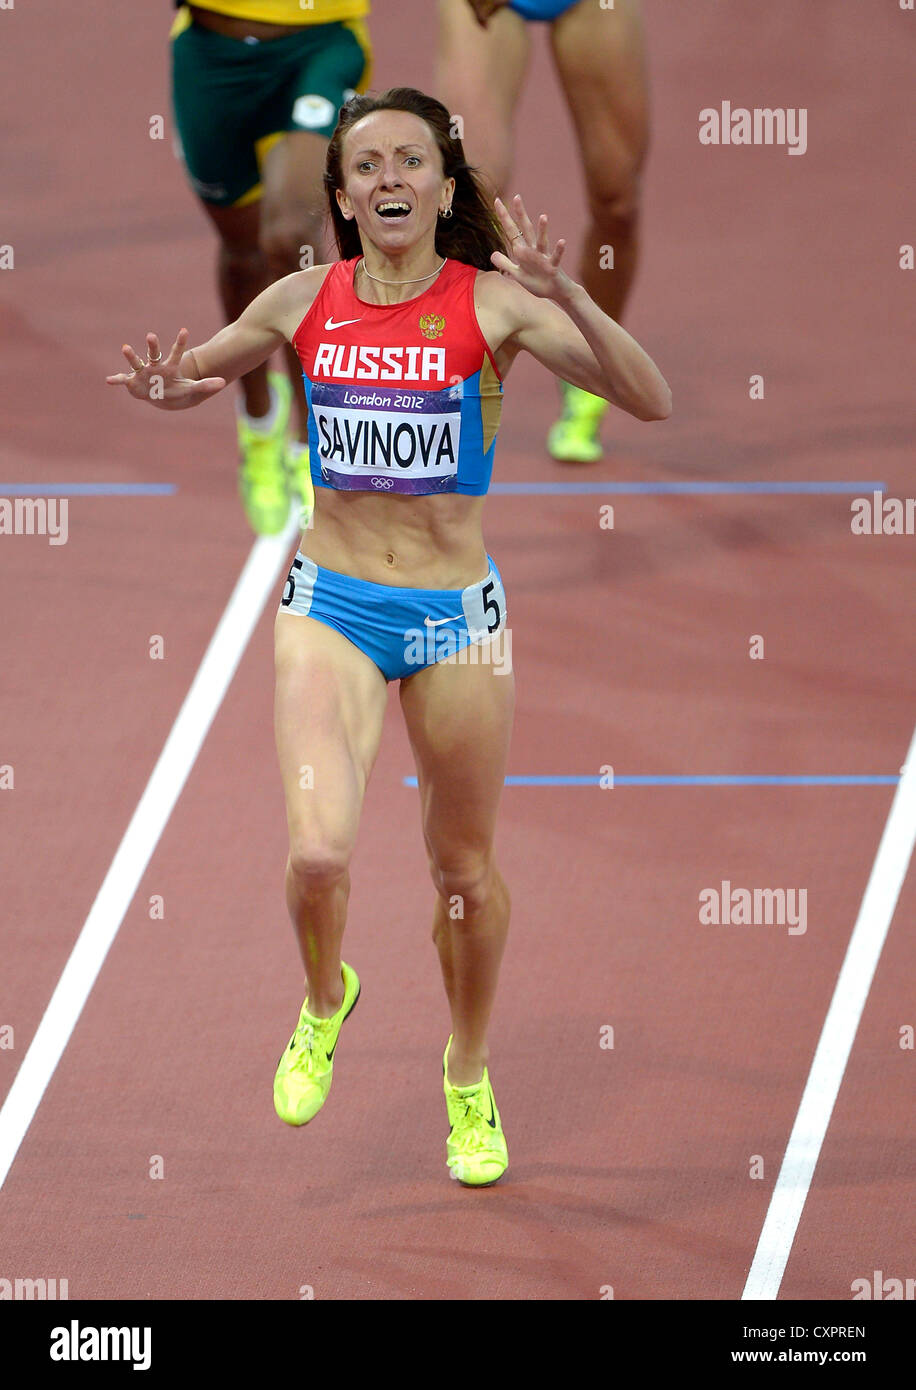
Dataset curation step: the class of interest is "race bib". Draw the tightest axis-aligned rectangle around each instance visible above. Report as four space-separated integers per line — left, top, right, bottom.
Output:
310 383 462 494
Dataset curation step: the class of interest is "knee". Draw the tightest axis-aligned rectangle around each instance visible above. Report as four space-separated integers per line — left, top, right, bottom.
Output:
288 837 350 895
586 169 643 236
219 241 265 281
473 145 511 202
259 212 313 276
429 855 495 919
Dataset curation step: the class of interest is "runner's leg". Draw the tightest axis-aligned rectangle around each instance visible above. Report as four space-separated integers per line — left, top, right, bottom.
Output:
434 0 531 197
260 132 332 442
399 639 515 1086
550 0 650 323
274 608 388 1015
200 201 272 418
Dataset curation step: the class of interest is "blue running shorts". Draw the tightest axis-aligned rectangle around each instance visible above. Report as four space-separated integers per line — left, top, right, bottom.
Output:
279 553 509 682
508 0 580 20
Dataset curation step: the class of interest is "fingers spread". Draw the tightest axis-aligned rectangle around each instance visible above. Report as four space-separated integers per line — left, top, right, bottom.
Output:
166 327 188 367
490 251 519 278
121 343 145 373
493 196 519 241
512 194 536 242
194 377 226 395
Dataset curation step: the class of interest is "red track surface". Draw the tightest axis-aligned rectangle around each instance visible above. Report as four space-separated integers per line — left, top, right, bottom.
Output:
2 2 914 1300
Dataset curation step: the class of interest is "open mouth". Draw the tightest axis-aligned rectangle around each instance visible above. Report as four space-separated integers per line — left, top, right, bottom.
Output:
374 200 411 220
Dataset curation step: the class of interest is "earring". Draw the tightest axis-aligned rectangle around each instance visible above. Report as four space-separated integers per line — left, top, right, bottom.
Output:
439 205 453 219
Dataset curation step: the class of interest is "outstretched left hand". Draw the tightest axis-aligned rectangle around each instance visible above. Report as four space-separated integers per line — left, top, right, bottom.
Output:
491 195 569 300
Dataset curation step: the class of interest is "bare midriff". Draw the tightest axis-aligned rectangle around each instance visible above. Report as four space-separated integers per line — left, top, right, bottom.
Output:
302 489 490 591
188 5 307 39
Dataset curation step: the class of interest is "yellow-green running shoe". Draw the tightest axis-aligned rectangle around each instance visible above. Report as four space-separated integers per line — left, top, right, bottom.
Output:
443 1035 508 1186
546 379 608 463
286 440 315 532
273 961 360 1127
237 371 292 535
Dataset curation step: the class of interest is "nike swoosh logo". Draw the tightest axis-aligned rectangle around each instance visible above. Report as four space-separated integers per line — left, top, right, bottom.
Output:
424 614 464 627
324 316 362 330
327 981 359 1058
486 1094 497 1128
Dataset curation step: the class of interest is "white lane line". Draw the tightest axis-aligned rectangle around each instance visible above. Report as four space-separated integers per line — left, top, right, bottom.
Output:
742 722 916 1300
0 513 299 1190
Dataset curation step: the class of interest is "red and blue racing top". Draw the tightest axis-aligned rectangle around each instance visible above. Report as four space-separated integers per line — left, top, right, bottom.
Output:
292 257 503 496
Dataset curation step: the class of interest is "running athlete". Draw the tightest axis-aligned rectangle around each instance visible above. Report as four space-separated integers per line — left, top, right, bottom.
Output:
436 0 650 463
170 0 372 533
107 88 670 1185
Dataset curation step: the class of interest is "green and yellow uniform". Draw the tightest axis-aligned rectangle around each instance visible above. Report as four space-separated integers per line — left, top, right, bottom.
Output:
185 0 366 21
170 1 372 207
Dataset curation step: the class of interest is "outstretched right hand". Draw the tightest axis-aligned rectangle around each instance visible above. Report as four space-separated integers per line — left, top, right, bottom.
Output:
106 328 226 409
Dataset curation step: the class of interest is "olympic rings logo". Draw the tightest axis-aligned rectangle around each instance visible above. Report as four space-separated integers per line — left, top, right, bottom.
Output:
371 478 396 489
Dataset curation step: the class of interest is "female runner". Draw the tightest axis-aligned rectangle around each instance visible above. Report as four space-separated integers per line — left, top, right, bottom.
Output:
107 88 670 1186
436 0 650 463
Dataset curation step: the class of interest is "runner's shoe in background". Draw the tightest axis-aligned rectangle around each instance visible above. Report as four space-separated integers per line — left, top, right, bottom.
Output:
237 371 292 535
546 378 608 463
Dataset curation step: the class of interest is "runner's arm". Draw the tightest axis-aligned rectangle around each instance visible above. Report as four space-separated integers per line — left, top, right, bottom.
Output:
181 268 322 385
485 194 671 421
501 277 672 422
108 267 327 409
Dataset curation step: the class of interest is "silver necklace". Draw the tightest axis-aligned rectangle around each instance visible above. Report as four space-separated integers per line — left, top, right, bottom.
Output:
358 256 446 286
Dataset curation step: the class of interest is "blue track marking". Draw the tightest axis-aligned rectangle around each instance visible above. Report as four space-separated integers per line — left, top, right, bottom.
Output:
488 481 886 496
3 481 881 498
403 775 900 788
0 484 176 496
